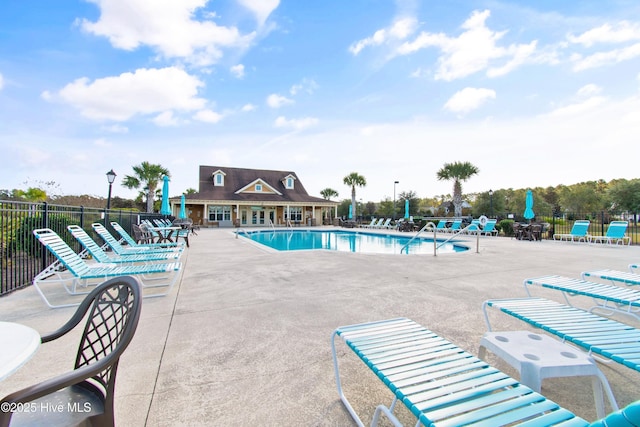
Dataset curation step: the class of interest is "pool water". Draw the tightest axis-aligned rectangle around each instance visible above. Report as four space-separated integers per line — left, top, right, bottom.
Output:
239 229 468 255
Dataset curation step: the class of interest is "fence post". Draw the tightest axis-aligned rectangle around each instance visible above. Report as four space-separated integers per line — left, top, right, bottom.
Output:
80 205 85 228
41 202 49 272
601 211 605 236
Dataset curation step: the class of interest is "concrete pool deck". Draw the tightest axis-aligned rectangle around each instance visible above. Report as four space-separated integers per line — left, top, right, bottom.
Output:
1 227 639 425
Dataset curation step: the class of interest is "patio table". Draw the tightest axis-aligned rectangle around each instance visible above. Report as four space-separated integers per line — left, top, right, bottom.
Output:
0 321 40 381
148 226 180 243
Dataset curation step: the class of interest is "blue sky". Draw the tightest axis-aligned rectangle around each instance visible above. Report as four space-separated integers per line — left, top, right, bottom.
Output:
1 0 639 202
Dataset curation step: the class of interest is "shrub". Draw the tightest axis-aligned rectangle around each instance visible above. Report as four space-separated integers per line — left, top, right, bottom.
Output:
11 214 78 256
499 219 514 237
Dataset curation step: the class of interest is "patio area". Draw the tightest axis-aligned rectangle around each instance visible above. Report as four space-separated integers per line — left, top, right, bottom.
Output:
1 227 639 425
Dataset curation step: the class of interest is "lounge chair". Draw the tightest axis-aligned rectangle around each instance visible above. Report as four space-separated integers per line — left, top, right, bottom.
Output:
32 228 182 308
588 221 631 245
523 274 640 320
442 219 461 233
433 220 448 232
111 221 184 249
361 218 377 228
332 317 640 426
582 269 640 287
463 219 481 234
483 297 640 373
553 220 590 242
92 223 182 256
68 225 181 263
481 219 499 236
377 218 392 229
631 263 639 274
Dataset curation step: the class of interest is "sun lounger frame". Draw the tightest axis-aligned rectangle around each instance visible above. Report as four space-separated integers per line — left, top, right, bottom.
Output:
332 317 587 427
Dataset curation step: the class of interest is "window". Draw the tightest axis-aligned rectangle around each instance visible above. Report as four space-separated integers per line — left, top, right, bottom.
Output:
208 205 231 221
255 184 262 192
284 207 302 222
214 173 224 186
287 178 293 188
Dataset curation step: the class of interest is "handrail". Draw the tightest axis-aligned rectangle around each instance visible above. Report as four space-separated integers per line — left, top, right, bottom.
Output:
268 219 275 230
400 222 436 254
235 228 247 239
436 223 481 253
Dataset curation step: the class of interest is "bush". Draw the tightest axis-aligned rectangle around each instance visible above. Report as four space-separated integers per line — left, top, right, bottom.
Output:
498 219 514 237
11 214 78 256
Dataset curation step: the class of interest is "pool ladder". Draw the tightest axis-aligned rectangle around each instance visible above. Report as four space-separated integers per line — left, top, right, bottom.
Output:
400 222 480 255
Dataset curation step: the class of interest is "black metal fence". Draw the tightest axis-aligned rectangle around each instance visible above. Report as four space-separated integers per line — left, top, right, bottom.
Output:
0 200 165 296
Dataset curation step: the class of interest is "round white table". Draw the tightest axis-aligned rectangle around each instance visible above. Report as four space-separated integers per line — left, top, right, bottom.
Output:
0 321 40 381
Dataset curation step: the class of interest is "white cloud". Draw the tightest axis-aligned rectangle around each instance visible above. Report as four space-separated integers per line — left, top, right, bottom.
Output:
0 73 4 90
274 116 318 130
230 64 245 79
577 84 602 97
266 93 294 108
443 87 496 114
153 111 180 126
241 103 256 112
545 96 607 117
193 109 223 123
237 0 279 26
101 124 129 133
568 21 640 47
349 17 418 55
50 67 206 121
79 0 256 66
396 10 537 81
290 78 318 95
571 42 640 71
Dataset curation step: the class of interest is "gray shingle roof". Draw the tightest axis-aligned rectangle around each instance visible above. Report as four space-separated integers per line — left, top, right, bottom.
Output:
183 165 331 204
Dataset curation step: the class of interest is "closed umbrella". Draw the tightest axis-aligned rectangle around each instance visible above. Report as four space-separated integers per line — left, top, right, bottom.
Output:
160 176 171 215
524 189 534 221
404 199 410 219
348 204 353 219
179 194 186 219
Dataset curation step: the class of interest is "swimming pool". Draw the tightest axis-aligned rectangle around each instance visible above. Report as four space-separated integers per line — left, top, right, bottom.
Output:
238 229 469 255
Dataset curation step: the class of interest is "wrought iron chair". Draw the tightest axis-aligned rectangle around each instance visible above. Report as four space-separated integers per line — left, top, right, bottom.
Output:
0 276 142 427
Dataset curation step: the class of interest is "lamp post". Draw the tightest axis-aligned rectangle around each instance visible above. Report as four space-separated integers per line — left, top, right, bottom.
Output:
393 180 399 220
489 189 493 218
106 169 116 210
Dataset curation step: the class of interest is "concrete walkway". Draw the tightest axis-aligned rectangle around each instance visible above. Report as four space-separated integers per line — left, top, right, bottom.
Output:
1 227 639 426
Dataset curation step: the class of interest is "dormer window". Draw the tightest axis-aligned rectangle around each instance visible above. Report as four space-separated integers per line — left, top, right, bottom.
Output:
283 174 296 190
213 170 226 186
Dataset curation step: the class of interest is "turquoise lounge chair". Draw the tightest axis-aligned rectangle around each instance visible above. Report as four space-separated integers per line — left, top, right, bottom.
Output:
483 297 640 373
443 219 462 233
524 274 640 320
32 228 182 308
333 317 640 426
68 225 181 263
92 223 181 256
481 219 499 236
582 269 640 287
553 220 590 242
588 220 631 245
463 219 481 234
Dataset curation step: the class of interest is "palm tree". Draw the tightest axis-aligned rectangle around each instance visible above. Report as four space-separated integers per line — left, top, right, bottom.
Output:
320 188 338 200
320 188 339 221
343 172 366 220
122 162 170 213
436 161 479 217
